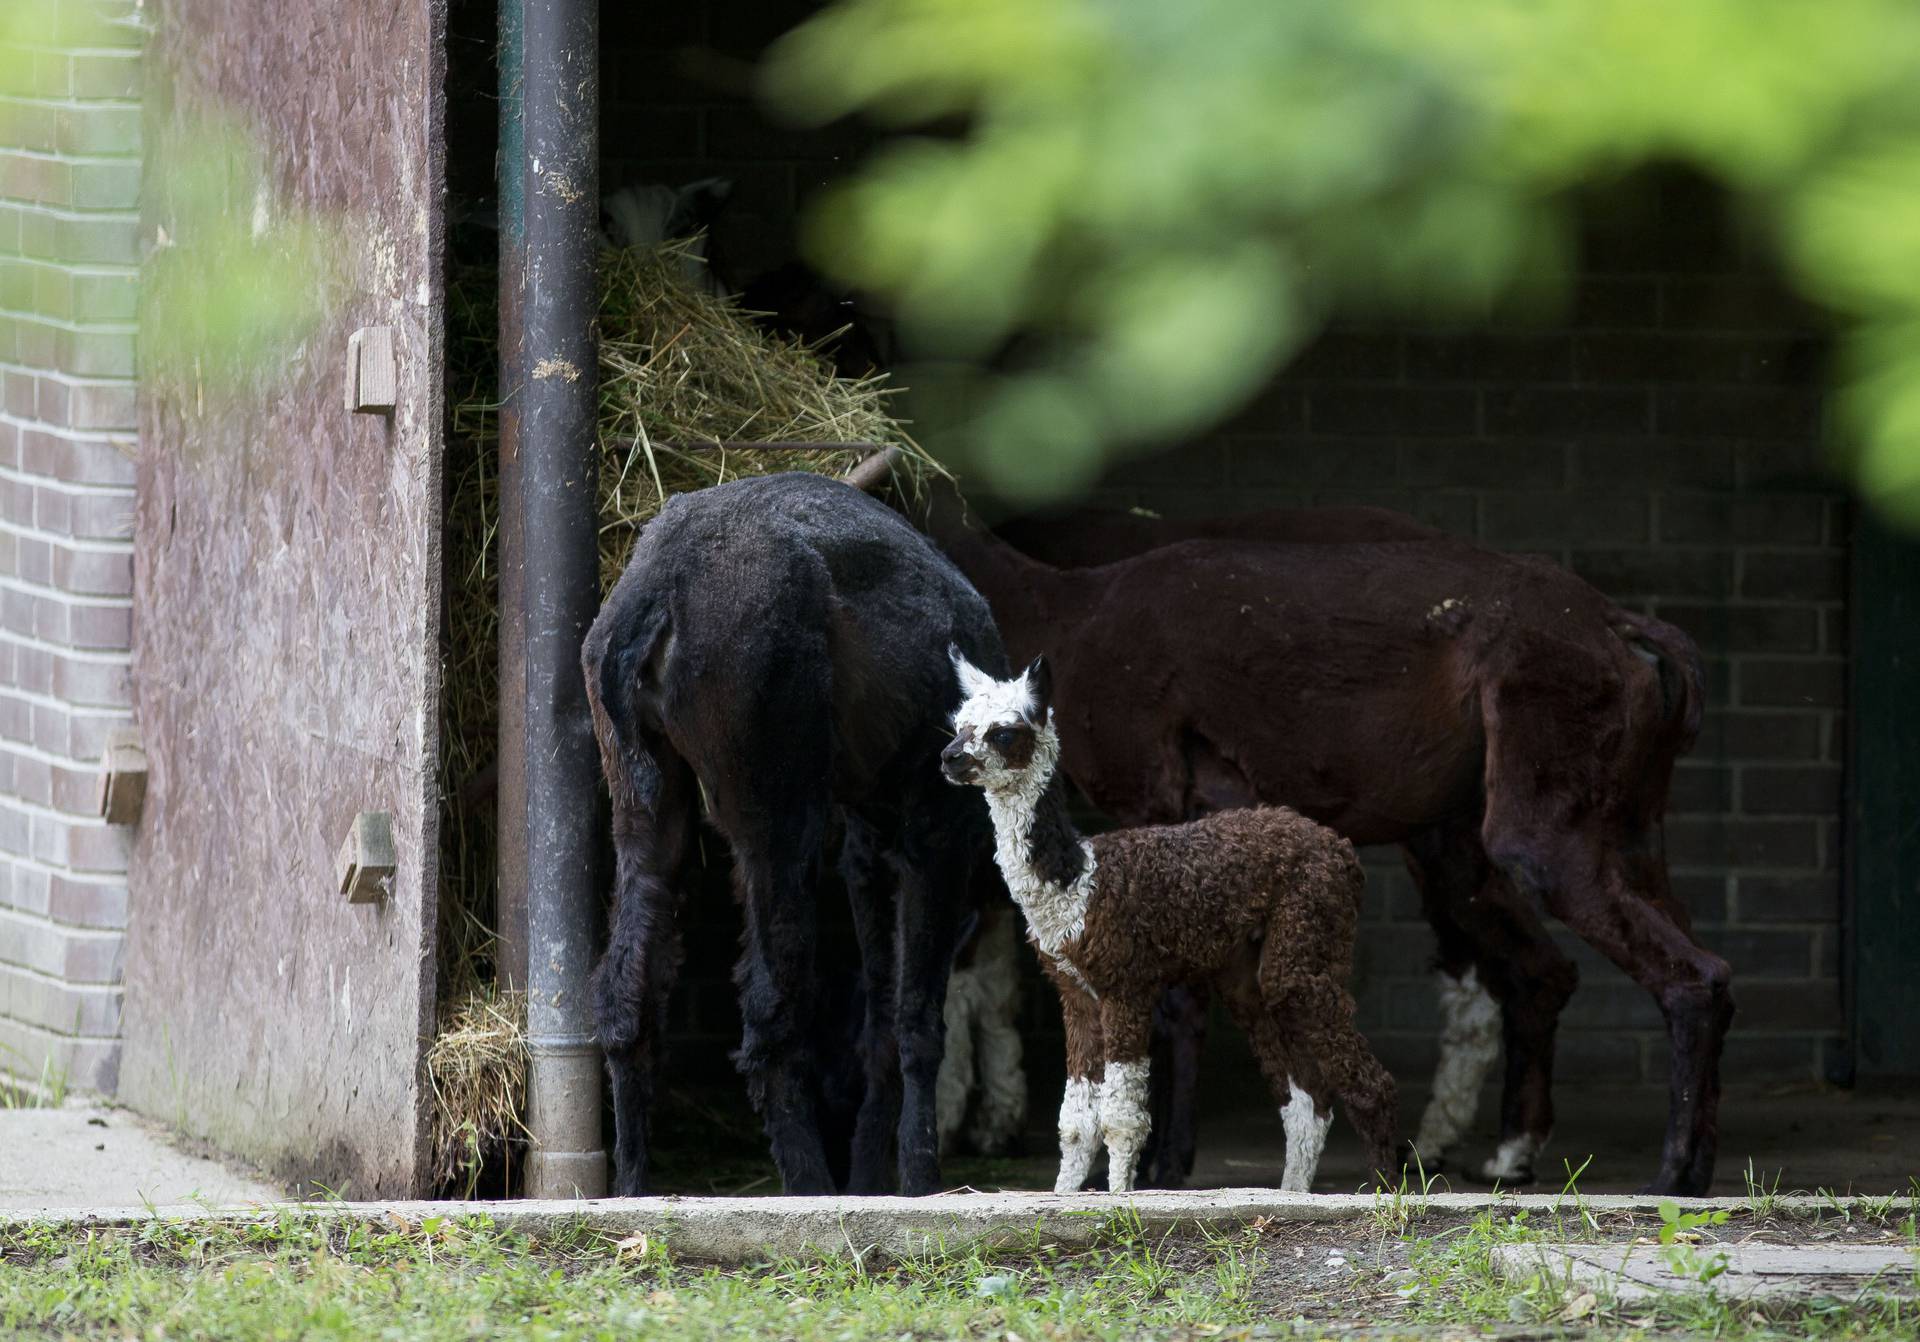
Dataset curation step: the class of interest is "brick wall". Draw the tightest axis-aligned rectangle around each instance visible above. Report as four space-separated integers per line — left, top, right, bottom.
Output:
574 7 1850 1095
0 1 142 1096
599 0 864 292
1083 174 1846 1091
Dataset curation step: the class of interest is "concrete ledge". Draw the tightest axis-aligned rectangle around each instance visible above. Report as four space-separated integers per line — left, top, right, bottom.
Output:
1494 1241 1920 1302
1 1190 1901 1264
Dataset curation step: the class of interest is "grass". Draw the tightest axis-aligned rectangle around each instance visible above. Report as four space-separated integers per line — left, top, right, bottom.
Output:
6 1184 1919 1341
0 1208 1276 1341
1393 1175 1920 1341
0 1047 69 1109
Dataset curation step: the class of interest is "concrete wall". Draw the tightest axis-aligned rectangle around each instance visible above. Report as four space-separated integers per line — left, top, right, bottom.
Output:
0 1 143 1097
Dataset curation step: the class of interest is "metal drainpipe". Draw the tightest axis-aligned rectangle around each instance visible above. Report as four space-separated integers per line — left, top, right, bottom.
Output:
497 0 606 1199
495 0 529 998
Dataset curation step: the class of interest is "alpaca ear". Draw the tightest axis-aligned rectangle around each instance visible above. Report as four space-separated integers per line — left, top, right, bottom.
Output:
1023 654 1052 720
949 643 995 700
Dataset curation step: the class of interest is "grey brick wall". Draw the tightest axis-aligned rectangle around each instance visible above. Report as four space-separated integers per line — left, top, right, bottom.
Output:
0 1 142 1097
578 5 1854 1095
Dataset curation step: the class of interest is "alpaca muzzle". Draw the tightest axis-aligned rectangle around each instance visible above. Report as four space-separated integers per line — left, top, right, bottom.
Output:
940 728 979 783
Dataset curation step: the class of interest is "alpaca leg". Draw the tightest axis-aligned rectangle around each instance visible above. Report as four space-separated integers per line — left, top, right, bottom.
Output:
1142 985 1209 1188
588 740 693 1198
1055 978 1104 1194
1303 975 1400 1185
1413 968 1498 1166
1404 824 1577 1183
730 802 836 1195
843 813 902 1192
1100 1060 1151 1195
1488 822 1732 1196
1056 1075 1102 1195
934 966 977 1156
1280 1078 1335 1194
1232 1008 1330 1193
1476 885 1581 1187
970 1006 1027 1155
1480 672 1731 1196
1097 999 1154 1195
964 908 1028 1155
1257 946 1400 1186
889 811 976 1195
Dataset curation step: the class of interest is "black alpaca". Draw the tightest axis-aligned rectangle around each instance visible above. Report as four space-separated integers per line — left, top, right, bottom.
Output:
582 472 1007 1195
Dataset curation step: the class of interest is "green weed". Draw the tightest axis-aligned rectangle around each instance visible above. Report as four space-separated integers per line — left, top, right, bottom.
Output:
1744 1158 1784 1217
1368 1148 1444 1236
0 1046 69 1109
1655 1199 1731 1285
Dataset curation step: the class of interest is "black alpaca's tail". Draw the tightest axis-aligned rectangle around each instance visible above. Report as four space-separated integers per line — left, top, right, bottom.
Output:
583 595 670 815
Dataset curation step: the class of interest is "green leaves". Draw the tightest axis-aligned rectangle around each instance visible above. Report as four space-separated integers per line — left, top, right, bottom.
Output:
763 0 1920 523
1657 1198 1732 1284
140 109 345 402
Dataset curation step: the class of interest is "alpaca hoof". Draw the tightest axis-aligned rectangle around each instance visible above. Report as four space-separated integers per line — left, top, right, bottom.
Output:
1638 1171 1712 1198
1399 1141 1447 1178
1136 1159 1190 1191
1474 1157 1536 1187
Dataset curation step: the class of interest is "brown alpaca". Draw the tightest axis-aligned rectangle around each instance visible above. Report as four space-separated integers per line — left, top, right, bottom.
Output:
917 486 1726 1197
941 649 1398 1194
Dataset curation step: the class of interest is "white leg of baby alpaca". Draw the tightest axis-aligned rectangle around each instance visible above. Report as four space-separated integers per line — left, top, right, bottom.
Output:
1055 1077 1101 1195
1279 1079 1333 1193
1411 968 1501 1166
1099 1059 1152 1195
1480 1132 1545 1184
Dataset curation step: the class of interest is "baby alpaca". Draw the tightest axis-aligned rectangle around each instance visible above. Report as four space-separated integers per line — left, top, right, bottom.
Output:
941 650 1398 1194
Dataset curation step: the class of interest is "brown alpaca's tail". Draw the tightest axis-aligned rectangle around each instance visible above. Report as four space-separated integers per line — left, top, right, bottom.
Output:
1613 609 1707 756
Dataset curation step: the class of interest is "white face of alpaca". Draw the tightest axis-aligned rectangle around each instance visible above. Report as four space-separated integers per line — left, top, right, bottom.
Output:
941 650 1057 792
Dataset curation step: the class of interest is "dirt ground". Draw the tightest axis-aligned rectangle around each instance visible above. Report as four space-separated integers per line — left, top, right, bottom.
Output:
1094 1203 1919 1325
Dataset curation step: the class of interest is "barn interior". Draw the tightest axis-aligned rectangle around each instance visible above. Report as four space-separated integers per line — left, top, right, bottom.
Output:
433 0 1915 1199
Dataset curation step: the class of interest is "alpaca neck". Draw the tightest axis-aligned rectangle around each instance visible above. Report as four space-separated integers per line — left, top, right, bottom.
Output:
981 752 1095 962
924 487 1099 663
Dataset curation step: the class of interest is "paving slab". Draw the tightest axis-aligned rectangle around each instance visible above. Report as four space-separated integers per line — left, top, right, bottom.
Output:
0 1102 282 1212
2 1189 1903 1265
1493 1241 1920 1302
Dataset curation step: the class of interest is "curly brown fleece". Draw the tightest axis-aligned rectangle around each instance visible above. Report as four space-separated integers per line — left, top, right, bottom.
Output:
942 654 1398 1187
1057 807 1397 1179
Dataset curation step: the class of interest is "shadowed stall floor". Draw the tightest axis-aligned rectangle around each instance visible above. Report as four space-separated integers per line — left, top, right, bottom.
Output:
649 1082 1920 1199
2 1084 1910 1208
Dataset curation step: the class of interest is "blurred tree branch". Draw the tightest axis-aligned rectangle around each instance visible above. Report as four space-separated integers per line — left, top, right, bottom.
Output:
765 0 1920 520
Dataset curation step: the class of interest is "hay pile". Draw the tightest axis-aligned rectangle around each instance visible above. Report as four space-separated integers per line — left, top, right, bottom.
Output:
432 238 933 1192
424 987 529 1196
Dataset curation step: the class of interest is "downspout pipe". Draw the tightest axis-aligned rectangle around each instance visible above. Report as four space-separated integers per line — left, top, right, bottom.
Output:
498 0 606 1199
495 0 529 999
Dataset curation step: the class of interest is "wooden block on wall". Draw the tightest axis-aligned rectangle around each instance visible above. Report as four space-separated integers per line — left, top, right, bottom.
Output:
335 811 397 904
97 725 147 825
344 326 397 413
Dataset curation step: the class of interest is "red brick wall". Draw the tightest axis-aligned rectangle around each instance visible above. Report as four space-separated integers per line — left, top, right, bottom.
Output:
0 1 142 1095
